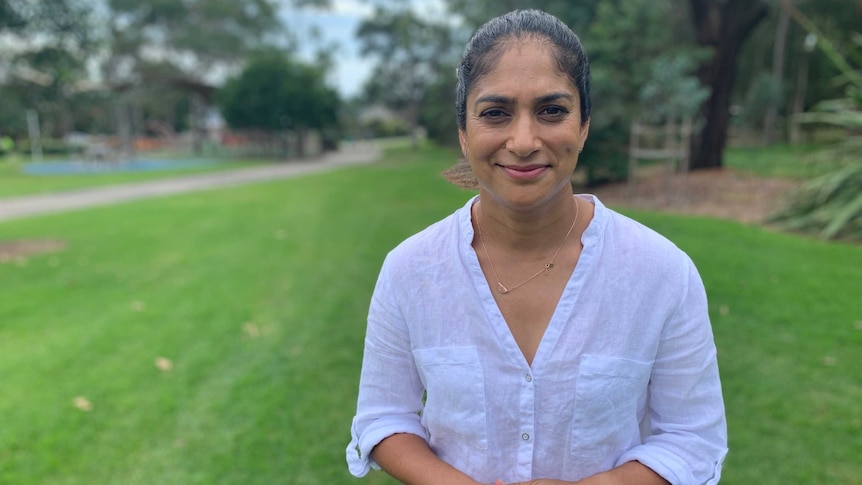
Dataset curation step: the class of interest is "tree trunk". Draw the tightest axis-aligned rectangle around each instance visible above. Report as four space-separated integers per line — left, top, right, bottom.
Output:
763 7 791 145
689 0 769 170
191 93 205 156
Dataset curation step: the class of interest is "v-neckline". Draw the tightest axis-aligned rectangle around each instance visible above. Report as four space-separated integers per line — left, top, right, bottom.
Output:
464 196 597 370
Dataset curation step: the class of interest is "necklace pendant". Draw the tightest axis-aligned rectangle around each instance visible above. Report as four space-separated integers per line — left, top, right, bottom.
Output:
544 262 553 275
497 282 510 294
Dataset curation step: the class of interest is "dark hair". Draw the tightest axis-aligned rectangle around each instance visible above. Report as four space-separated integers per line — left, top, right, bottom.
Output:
455 9 591 130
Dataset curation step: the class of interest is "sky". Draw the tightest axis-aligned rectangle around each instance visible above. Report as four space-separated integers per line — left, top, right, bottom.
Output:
282 0 449 99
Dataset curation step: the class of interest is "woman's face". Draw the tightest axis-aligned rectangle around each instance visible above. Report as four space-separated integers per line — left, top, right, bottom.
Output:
459 37 589 212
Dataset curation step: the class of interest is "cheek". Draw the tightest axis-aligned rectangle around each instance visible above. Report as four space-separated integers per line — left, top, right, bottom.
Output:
464 129 499 154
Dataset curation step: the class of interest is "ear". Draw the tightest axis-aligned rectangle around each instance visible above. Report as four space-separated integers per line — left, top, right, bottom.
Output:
578 118 591 150
458 129 468 158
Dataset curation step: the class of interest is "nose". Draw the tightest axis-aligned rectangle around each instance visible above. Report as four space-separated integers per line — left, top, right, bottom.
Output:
505 114 540 158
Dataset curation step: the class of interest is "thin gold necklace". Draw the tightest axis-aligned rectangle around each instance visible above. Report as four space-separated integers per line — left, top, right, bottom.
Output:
475 198 580 294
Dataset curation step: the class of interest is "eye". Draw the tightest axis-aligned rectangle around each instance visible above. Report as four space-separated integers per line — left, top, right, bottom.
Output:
479 108 509 122
539 106 569 120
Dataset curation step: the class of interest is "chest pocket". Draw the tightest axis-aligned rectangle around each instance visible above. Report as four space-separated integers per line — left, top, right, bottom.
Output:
570 354 652 457
413 346 488 451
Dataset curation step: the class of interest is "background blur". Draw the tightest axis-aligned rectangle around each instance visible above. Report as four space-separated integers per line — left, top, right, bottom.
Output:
0 0 859 178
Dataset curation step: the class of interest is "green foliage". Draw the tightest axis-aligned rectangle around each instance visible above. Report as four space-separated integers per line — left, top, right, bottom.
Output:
445 0 600 32
584 0 704 184
639 55 711 124
15 138 84 156
0 0 26 30
104 0 280 80
357 6 457 145
217 51 339 132
769 5 862 241
771 161 862 241
421 75 459 147
737 72 784 130
0 0 97 138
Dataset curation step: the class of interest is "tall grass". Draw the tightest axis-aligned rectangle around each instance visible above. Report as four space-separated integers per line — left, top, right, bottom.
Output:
0 145 858 484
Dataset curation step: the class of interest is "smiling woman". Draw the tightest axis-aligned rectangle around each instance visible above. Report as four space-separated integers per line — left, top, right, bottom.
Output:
347 10 727 485
458 39 589 212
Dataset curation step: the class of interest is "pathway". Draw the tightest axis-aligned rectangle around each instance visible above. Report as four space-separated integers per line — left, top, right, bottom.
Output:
0 142 380 223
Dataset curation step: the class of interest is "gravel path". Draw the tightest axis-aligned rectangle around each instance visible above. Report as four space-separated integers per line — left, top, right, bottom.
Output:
0 142 380 223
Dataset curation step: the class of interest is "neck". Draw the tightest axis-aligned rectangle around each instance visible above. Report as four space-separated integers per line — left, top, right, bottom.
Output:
474 191 580 257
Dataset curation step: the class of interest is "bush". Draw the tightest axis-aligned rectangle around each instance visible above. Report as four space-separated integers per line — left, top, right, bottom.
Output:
770 161 862 241
16 138 85 156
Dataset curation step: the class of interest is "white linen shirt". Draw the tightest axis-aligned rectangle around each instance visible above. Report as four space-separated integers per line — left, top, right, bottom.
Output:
347 195 727 485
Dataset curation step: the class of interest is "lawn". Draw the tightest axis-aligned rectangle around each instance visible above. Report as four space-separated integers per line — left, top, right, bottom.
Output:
0 144 859 484
724 142 844 179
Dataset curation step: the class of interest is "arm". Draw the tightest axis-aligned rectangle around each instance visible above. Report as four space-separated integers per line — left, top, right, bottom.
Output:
348 258 478 482
505 461 669 485
372 433 481 485
614 259 728 485
576 461 670 484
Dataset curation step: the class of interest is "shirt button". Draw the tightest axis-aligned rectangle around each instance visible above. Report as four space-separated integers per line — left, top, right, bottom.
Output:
525 374 532 382
521 433 530 441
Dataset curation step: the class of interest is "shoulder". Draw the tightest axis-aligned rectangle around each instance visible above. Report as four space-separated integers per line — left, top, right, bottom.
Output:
382 196 474 274
586 195 695 277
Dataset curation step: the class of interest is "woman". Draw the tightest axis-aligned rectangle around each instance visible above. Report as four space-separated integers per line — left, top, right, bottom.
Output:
347 10 727 485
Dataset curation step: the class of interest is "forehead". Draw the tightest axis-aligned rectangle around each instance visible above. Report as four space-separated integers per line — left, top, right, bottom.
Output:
468 37 575 101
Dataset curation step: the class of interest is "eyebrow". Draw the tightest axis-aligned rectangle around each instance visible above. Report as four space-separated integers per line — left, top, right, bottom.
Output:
473 92 576 107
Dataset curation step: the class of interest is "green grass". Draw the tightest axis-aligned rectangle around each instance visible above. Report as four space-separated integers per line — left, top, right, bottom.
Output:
626 211 861 485
0 144 859 484
0 154 270 198
724 143 844 179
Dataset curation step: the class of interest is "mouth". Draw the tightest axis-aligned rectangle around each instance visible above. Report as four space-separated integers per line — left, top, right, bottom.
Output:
499 164 550 180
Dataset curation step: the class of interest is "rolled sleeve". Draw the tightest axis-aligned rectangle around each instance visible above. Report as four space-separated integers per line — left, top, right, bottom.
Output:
346 257 428 477
347 415 429 476
617 259 728 485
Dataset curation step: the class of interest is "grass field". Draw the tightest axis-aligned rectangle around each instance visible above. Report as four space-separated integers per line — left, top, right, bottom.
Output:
724 143 843 179
0 144 859 484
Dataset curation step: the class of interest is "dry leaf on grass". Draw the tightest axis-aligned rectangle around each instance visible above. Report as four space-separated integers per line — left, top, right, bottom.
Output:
154 357 173 371
243 323 260 338
73 396 93 411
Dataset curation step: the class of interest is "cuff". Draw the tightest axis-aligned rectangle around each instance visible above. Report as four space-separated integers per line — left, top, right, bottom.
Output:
616 445 728 485
346 415 428 477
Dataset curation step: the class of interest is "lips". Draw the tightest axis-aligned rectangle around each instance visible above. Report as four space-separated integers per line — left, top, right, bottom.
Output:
500 164 549 180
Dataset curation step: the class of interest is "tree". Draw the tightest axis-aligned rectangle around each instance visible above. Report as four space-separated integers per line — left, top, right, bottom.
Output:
0 0 98 140
102 0 285 153
0 0 25 30
445 0 600 32
218 50 339 156
581 0 706 184
357 6 456 147
689 0 769 169
103 0 281 82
